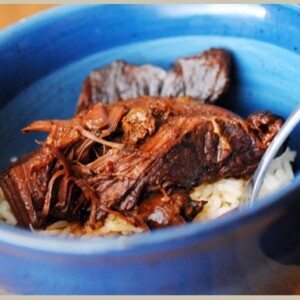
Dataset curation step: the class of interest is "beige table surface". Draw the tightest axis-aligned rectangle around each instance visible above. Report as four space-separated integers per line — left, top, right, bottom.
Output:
0 4 57 30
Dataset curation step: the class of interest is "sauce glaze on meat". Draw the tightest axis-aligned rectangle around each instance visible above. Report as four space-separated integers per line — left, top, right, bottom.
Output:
0 96 283 230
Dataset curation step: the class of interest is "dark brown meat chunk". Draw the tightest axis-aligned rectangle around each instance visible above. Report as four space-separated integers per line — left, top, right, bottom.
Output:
139 190 206 229
77 61 167 112
76 48 231 112
160 49 231 101
121 108 156 145
0 147 54 227
0 97 283 230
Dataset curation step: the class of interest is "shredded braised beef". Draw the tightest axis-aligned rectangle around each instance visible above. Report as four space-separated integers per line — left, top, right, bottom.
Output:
0 49 285 231
0 96 283 230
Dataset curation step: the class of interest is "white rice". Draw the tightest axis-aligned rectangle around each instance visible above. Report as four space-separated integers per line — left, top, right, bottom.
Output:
0 147 297 236
38 214 144 237
191 147 296 222
0 188 17 226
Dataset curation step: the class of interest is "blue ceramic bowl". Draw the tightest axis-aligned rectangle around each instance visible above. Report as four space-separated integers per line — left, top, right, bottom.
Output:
0 4 300 295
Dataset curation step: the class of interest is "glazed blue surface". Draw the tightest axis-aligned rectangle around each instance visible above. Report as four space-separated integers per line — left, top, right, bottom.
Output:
0 4 300 294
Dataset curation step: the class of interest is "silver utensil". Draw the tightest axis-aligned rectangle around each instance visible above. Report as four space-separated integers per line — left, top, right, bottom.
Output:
240 104 300 209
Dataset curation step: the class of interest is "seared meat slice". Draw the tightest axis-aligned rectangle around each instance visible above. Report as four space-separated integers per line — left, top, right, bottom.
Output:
0 97 283 230
161 49 231 102
77 48 231 112
77 61 167 112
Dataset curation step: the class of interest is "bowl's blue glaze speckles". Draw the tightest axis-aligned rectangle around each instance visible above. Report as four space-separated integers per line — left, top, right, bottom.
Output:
0 4 300 295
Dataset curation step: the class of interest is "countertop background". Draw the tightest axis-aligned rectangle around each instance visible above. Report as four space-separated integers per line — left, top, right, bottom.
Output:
0 5 57 30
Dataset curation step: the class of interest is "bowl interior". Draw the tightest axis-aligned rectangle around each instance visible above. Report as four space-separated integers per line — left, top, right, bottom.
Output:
0 5 300 169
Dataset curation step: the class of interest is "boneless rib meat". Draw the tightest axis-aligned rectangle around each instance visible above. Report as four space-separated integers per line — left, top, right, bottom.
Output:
0 97 283 230
77 48 231 112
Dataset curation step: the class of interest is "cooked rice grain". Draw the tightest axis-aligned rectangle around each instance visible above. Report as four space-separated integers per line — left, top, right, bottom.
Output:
191 147 296 222
42 214 144 237
0 188 17 225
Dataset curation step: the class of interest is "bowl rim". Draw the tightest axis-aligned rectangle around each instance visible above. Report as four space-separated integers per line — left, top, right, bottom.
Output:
0 3 300 255
1 3 299 38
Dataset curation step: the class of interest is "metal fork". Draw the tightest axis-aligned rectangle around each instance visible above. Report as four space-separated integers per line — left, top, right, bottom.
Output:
239 104 300 209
